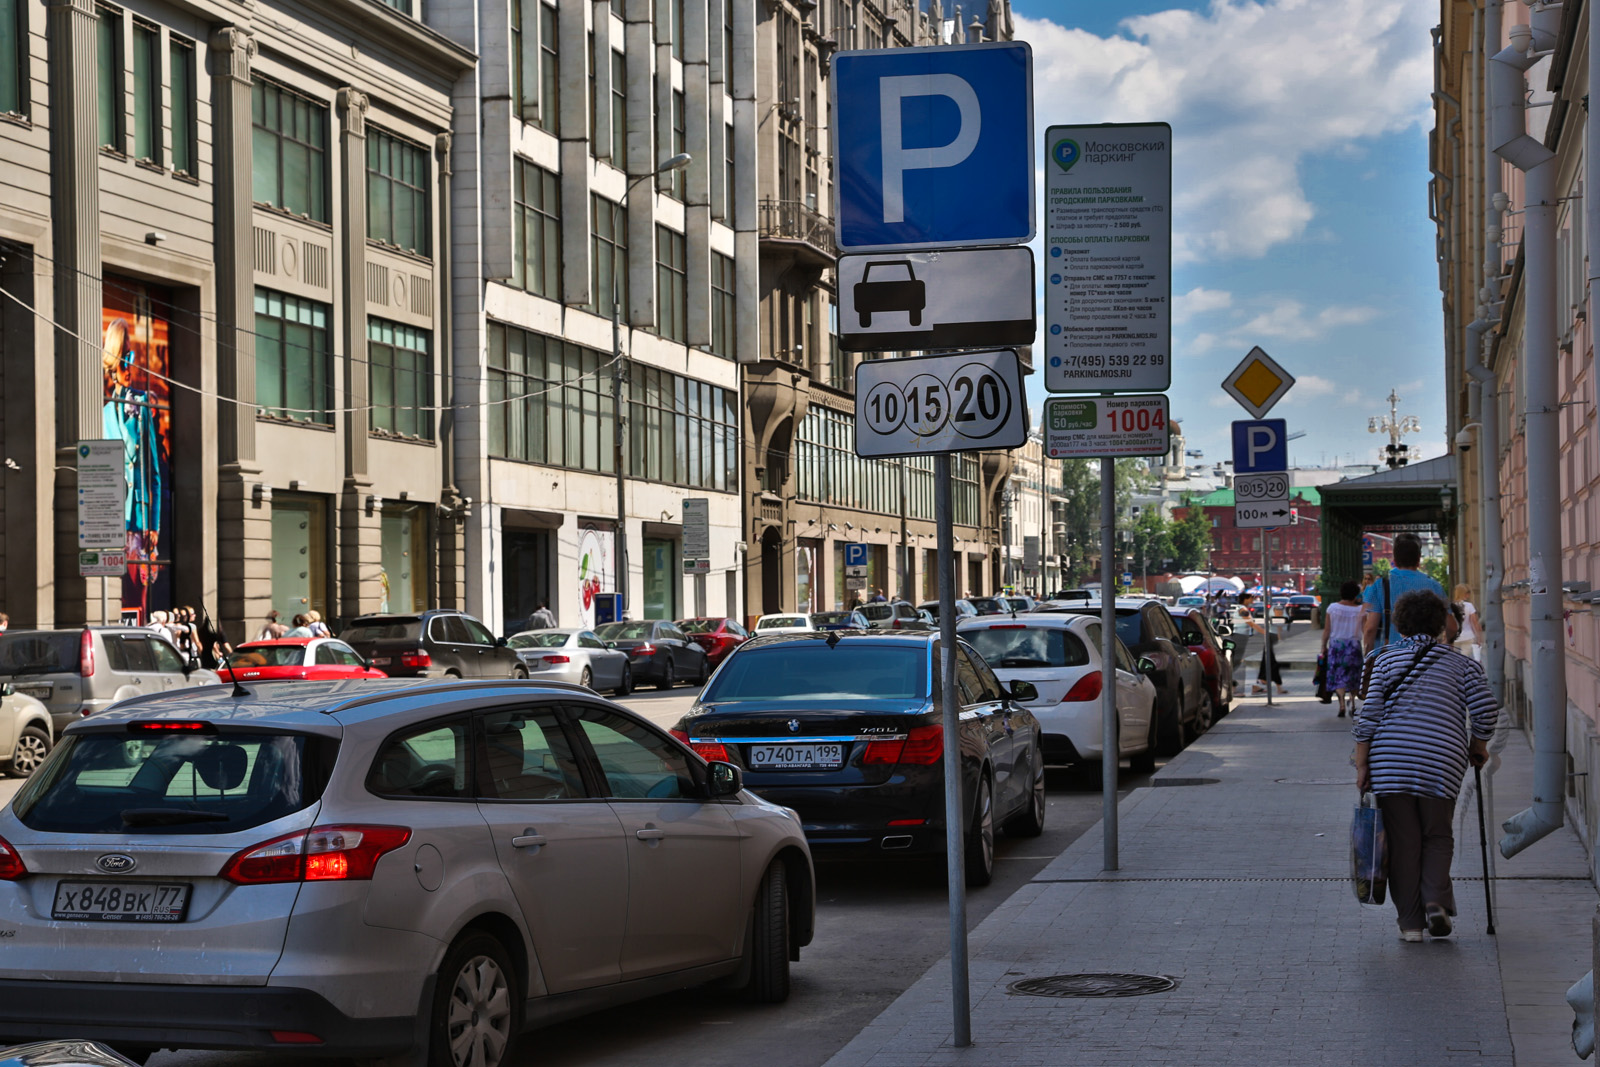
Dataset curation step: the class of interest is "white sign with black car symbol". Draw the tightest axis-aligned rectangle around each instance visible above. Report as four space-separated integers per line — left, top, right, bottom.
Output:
854 349 1030 458
837 247 1036 352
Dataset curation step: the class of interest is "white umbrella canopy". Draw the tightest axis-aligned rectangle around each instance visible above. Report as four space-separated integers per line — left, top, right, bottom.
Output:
1196 576 1245 593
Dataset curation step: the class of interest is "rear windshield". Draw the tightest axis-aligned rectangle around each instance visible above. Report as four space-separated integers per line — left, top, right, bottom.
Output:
965 627 1090 669
13 730 339 835
343 620 422 643
509 633 568 649
702 644 927 704
858 605 894 621
597 622 652 641
226 646 305 667
811 612 852 625
0 632 78 675
678 620 721 634
757 617 806 630
970 598 1004 613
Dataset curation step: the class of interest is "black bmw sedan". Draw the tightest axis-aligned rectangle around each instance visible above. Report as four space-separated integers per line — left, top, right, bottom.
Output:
670 631 1045 886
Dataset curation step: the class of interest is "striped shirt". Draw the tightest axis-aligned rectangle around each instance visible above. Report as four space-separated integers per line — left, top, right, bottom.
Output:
1351 635 1498 800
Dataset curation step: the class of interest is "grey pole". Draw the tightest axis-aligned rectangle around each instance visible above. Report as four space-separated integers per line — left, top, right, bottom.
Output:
899 459 910 602
1262 537 1274 707
935 452 970 1046
611 198 629 615
1100 460 1118 870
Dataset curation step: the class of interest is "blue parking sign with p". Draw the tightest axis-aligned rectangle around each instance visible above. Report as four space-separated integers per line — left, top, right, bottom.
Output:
831 42 1034 252
845 543 869 568
1231 419 1287 474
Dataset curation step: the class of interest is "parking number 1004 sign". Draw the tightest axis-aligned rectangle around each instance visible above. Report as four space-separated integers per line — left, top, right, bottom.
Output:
855 349 1029 458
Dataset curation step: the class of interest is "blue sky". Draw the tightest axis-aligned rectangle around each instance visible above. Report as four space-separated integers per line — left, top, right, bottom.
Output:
1008 0 1445 471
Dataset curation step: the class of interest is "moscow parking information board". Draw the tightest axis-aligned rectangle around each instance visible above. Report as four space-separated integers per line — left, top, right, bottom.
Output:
1042 394 1170 458
1043 123 1172 393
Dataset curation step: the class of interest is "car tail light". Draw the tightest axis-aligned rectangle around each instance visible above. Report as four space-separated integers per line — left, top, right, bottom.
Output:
633 643 657 656
1063 671 1103 703
988 624 1026 630
271 1032 324 1045
221 826 411 885
0 835 26 880
400 650 431 669
691 742 731 763
79 629 94 678
862 724 943 765
888 818 926 827
130 721 214 733
670 729 690 743
541 655 571 664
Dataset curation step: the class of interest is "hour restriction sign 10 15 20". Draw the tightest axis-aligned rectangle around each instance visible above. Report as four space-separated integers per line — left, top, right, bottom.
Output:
854 349 1030 458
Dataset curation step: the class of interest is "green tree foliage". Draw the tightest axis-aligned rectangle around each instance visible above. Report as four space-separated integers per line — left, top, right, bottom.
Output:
1130 506 1175 574
1170 499 1214 571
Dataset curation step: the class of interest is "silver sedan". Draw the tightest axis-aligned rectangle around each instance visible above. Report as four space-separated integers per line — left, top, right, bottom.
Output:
508 628 633 694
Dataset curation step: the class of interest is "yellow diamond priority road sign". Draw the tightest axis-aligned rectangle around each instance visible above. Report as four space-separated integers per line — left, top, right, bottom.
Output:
1221 346 1295 419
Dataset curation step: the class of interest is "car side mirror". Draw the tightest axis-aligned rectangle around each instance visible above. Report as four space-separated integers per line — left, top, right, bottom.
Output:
704 760 743 798
1137 656 1157 674
606 641 618 649
184 658 200 676
1222 639 1237 653
0 683 12 697
1006 679 1038 702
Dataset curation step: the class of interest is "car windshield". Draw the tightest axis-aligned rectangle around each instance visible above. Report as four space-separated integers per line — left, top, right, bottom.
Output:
678 620 722 634
970 598 1004 613
701 644 928 704
757 616 807 630
811 612 852 625
964 627 1089 669
1005 598 1029 610
508 633 569 649
596 622 653 641
225 646 306 667
342 619 422 643
12 730 339 835
0 632 79 675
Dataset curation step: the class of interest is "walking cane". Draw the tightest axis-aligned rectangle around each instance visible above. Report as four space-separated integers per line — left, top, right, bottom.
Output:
1474 763 1495 935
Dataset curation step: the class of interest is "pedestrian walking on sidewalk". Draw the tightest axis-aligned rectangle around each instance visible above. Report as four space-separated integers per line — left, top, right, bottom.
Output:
1321 581 1365 717
1351 590 1498 943
1451 583 1483 661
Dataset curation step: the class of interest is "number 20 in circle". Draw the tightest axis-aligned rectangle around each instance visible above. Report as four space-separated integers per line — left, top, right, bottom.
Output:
948 362 1012 440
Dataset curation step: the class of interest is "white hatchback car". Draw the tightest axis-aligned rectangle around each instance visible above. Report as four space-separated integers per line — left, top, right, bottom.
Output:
752 614 816 635
959 614 1158 780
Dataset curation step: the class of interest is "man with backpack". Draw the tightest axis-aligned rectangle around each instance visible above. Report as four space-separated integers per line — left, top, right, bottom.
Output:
1361 533 1448 654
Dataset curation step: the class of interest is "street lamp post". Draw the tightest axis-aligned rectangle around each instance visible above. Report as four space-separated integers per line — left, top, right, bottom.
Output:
612 152 691 617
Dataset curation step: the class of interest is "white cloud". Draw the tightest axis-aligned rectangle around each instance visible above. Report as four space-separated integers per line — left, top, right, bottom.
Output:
1295 375 1339 398
1174 286 1233 323
1017 1 1433 264
1238 299 1380 339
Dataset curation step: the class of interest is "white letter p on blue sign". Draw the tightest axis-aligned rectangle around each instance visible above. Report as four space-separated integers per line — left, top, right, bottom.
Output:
879 74 981 224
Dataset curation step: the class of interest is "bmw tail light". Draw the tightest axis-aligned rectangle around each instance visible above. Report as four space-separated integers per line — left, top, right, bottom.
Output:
221 826 411 884
633 643 657 656
1062 671 1103 703
400 650 431 669
691 742 731 763
0 835 26 880
79 629 95 679
863 724 943 765
670 729 690 743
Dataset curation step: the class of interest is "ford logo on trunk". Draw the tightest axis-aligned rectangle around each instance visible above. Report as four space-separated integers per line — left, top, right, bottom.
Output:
96 853 137 874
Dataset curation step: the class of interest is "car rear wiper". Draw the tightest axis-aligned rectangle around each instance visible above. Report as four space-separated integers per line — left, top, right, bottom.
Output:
120 808 232 827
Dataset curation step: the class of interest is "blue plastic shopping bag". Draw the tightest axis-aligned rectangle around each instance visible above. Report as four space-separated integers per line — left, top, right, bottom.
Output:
1351 792 1387 905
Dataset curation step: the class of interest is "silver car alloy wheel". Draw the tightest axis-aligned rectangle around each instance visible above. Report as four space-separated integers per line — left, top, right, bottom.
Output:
447 954 513 1067
11 731 48 776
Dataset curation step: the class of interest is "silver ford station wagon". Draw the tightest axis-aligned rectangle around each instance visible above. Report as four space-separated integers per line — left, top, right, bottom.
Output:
0 678 814 1067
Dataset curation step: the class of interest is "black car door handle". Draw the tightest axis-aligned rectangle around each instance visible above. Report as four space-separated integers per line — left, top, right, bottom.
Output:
511 834 546 848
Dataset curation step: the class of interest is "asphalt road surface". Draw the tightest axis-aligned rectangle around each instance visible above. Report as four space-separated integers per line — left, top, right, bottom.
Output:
0 681 1161 1067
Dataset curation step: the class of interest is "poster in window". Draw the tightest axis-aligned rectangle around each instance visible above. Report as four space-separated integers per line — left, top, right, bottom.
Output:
575 525 615 631
102 275 174 620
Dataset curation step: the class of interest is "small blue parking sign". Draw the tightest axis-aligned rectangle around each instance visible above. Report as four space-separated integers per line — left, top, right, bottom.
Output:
1231 419 1288 474
845 543 869 568
831 42 1034 252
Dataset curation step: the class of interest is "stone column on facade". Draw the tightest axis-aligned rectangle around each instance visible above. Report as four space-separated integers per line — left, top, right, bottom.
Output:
47 0 103 626
210 26 270 642
434 131 466 610
591 0 613 162
335 87 381 622
625 0 656 327
707 0 726 225
683 0 712 348
731 0 757 363
560 0 593 304
0 240 57 627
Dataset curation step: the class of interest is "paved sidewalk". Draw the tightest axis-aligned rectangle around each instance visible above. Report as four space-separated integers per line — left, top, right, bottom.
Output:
825 677 1597 1067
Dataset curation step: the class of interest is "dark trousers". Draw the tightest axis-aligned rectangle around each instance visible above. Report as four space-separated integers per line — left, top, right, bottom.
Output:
1378 792 1458 931
1256 646 1282 685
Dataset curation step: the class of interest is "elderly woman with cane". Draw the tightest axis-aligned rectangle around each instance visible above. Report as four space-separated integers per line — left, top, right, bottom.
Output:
1351 589 1498 942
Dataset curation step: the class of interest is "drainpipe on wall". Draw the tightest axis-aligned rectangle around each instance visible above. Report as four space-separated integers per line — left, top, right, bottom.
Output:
1489 2 1568 859
1476 0 1508 710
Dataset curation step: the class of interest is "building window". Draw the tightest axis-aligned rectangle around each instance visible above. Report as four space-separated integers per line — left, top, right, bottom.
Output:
627 364 737 491
368 318 433 439
512 0 557 129
252 79 329 222
711 252 735 358
379 0 413 16
0 0 25 116
610 50 627 165
591 193 628 319
655 225 686 342
96 6 123 150
131 21 158 163
381 504 430 614
488 322 616 474
663 0 683 60
669 88 686 199
642 537 678 619
724 120 735 222
367 128 430 256
794 407 949 520
271 492 329 624
512 159 561 297
724 0 734 80
255 287 331 425
169 37 196 174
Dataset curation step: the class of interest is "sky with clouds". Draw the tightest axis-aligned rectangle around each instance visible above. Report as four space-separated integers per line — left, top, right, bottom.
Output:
1009 0 1445 471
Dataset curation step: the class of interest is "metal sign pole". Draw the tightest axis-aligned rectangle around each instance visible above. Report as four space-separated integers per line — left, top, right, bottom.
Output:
1262 538 1273 707
1100 460 1118 871
935 452 971 1046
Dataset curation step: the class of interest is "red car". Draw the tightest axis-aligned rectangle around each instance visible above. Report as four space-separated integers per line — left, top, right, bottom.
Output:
676 617 750 668
1168 608 1235 716
222 638 388 681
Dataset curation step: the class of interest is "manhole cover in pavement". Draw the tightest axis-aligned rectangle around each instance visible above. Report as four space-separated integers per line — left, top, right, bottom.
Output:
1149 777 1219 787
1007 973 1179 998
1274 777 1356 785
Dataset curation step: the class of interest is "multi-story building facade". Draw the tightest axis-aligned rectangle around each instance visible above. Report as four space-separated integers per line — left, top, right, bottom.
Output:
743 0 1017 615
1000 434 1067 598
435 0 759 632
0 0 471 636
1178 488 1323 588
